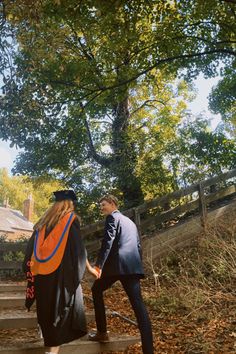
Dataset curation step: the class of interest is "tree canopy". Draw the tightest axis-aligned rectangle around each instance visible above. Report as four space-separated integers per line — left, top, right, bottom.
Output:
209 62 236 134
0 0 235 207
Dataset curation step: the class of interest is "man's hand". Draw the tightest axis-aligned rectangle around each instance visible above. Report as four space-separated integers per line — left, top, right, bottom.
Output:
93 266 102 279
88 266 101 279
86 259 101 279
87 262 102 279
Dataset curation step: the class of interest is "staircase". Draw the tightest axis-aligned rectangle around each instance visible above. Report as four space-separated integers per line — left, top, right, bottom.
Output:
0 169 235 352
0 283 140 353
1 169 236 274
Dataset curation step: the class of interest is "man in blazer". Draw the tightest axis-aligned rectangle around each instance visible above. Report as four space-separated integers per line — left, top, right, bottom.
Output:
89 194 154 354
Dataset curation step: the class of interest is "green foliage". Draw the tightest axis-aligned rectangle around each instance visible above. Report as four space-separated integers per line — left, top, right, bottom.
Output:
0 168 32 212
0 168 65 222
209 61 236 134
168 116 236 185
3 250 24 262
131 74 192 199
135 112 235 198
0 0 235 207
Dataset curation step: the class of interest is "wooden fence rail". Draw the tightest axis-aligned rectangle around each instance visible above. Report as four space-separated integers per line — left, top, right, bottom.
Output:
81 168 236 237
1 168 236 272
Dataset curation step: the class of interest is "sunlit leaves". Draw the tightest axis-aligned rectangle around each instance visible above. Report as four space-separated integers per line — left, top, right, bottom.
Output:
0 168 65 222
209 61 236 133
0 0 235 207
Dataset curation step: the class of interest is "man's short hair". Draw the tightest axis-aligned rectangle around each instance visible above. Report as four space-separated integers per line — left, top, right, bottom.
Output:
99 194 119 207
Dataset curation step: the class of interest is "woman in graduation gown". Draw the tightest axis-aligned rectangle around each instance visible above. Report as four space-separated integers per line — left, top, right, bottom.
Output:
22 190 97 354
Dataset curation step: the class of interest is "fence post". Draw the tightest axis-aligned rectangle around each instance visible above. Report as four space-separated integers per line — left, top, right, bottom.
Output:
198 182 207 228
134 208 141 238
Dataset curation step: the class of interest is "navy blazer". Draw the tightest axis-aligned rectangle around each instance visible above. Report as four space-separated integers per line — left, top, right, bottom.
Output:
95 211 144 278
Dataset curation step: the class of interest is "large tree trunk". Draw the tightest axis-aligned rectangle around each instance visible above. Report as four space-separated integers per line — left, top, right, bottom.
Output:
111 97 144 208
86 95 144 208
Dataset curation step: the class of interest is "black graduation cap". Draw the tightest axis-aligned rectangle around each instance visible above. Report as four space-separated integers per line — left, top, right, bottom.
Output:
53 190 77 201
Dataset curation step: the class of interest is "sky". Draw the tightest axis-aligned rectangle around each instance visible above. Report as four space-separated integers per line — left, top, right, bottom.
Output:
0 74 221 174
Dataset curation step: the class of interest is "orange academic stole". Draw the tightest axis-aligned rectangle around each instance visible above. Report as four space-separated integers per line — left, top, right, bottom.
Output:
30 212 76 275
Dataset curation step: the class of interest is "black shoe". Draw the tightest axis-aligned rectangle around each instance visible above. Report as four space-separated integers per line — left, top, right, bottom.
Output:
88 331 109 342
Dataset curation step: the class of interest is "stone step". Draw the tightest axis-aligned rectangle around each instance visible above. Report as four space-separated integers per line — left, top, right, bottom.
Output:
0 284 26 293
0 294 96 312
0 334 140 354
0 295 27 308
0 310 95 329
0 308 36 328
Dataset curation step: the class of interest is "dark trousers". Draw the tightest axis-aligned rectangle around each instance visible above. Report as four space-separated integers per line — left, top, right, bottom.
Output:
91 275 154 354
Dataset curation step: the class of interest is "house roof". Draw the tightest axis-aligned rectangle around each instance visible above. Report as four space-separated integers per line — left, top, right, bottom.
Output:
0 207 33 233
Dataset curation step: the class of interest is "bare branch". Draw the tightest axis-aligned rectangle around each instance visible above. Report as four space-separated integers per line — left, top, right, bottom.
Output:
134 122 148 132
83 115 113 167
92 120 112 125
130 99 167 117
79 98 113 168
48 80 79 87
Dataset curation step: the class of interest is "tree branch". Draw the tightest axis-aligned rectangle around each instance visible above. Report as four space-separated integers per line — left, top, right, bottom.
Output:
78 98 113 168
83 115 113 167
33 48 236 112
134 122 148 132
219 0 236 4
67 24 105 89
130 99 167 117
48 79 79 87
173 34 236 46
92 120 112 125
99 48 236 93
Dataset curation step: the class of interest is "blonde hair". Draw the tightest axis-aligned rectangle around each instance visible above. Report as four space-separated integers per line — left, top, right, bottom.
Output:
34 200 75 231
99 194 119 207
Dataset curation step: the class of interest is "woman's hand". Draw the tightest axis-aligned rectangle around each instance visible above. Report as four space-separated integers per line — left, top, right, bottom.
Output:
86 259 101 279
88 266 101 279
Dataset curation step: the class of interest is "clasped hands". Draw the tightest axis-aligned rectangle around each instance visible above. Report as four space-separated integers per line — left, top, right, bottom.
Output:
86 260 101 279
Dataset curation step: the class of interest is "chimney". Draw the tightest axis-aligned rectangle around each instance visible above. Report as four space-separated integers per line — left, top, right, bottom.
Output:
23 194 34 221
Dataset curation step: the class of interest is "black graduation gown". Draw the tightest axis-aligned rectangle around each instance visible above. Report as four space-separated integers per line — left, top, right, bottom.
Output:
22 217 87 347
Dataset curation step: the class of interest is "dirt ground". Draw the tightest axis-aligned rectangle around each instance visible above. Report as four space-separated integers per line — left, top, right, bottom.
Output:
1 278 236 353
84 278 236 354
